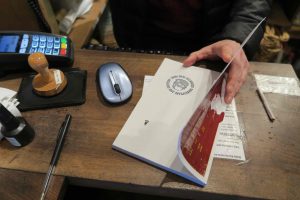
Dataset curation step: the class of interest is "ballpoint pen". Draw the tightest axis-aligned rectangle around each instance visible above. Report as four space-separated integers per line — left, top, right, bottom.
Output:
40 114 72 200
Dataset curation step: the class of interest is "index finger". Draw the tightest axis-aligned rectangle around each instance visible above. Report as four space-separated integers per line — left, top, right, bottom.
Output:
183 46 215 67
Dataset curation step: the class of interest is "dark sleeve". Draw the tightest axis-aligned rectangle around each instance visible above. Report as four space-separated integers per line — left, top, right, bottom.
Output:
210 0 273 59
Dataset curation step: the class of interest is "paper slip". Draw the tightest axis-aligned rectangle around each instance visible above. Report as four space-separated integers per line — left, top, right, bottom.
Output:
214 100 245 161
0 87 21 141
254 74 300 96
143 76 246 161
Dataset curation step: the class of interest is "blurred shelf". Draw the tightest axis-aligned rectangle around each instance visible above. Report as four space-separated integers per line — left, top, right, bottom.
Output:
68 0 108 49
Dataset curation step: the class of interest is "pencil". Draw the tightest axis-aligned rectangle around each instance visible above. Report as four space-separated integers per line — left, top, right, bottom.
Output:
40 114 72 200
256 88 275 122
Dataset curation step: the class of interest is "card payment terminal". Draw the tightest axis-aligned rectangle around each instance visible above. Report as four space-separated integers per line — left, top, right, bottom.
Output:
0 31 74 72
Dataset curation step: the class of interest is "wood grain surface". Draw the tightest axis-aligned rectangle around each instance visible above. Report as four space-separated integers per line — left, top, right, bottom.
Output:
0 168 65 200
0 50 299 200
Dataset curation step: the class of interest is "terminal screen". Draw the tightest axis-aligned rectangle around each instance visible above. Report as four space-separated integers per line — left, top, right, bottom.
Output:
0 36 19 53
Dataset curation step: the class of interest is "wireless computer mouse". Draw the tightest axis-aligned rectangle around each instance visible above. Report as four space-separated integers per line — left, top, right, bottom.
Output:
96 62 133 104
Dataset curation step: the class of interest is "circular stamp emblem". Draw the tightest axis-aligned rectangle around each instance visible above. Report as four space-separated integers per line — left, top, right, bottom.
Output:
166 75 194 95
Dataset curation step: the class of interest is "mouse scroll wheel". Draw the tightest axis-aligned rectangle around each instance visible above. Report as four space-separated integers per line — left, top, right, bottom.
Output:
114 84 121 94
109 70 122 95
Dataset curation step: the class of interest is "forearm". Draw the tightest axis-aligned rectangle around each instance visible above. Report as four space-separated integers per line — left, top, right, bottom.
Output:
210 0 273 59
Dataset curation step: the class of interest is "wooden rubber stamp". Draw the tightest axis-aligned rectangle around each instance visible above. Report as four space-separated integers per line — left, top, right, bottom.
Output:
28 52 67 96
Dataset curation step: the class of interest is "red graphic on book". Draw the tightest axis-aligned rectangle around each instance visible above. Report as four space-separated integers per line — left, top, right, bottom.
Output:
181 76 225 176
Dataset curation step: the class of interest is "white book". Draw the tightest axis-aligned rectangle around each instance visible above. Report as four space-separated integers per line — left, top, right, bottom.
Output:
113 58 227 186
112 18 265 185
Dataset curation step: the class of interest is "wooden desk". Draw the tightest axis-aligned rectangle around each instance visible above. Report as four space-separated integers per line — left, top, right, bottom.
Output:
0 50 300 200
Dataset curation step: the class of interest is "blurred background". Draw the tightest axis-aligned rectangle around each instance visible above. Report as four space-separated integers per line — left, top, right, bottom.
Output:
0 0 300 78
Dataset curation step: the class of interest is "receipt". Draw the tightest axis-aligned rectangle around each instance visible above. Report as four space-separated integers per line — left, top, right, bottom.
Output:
0 87 21 140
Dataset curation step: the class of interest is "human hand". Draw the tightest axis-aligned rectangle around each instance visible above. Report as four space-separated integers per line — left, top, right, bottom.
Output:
183 39 250 104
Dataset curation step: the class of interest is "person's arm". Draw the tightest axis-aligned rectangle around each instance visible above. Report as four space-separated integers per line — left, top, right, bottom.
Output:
209 0 273 59
184 0 272 104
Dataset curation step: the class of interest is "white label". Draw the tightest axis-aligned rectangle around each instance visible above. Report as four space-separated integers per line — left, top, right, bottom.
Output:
5 137 22 147
53 70 62 85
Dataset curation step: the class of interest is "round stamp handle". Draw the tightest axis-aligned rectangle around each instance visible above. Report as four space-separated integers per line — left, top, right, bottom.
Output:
28 52 52 83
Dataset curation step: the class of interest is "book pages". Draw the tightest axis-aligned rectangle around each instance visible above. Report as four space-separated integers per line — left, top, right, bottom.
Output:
113 58 220 185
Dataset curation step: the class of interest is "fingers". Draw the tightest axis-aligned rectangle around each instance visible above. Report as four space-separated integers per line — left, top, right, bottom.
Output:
183 40 238 67
182 39 250 104
224 50 250 104
183 45 216 67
